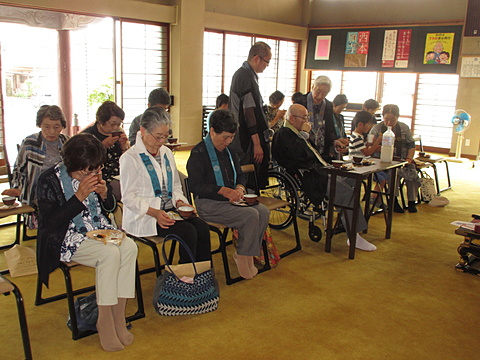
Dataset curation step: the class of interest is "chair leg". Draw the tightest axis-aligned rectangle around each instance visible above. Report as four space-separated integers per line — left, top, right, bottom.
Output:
126 261 146 322
11 283 33 360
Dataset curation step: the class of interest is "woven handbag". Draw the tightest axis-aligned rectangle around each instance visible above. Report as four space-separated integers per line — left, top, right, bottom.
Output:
152 234 220 316
420 171 436 202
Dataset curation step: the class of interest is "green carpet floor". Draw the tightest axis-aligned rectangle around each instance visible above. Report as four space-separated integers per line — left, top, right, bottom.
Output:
1 156 479 360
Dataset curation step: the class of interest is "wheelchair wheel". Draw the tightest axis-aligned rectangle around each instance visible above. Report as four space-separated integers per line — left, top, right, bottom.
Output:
262 169 298 230
309 223 322 242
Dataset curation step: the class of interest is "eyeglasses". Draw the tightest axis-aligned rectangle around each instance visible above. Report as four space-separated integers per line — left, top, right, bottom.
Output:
258 56 270 65
107 119 123 128
148 130 170 141
81 165 104 176
292 114 310 121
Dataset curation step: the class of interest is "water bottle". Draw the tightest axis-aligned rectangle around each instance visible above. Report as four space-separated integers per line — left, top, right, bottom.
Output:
380 126 395 163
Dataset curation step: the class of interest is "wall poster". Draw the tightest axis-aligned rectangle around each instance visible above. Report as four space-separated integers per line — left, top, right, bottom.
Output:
395 29 411 68
460 56 480 78
314 35 331 60
382 30 397 67
344 31 370 67
424 32 454 65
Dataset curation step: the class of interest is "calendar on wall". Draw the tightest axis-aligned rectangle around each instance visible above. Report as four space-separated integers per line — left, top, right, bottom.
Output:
460 56 480 77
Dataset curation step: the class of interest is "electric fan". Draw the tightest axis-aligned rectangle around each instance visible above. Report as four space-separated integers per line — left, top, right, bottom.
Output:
451 109 471 161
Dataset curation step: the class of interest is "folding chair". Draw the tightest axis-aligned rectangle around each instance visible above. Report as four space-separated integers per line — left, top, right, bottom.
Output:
242 164 301 257
184 177 271 285
0 275 32 359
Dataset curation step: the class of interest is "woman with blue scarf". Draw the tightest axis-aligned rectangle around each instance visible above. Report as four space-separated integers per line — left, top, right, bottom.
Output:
120 107 211 264
187 110 269 279
37 133 137 352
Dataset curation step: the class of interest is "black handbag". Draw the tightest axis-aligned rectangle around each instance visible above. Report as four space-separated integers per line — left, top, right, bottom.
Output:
67 292 98 332
152 234 220 316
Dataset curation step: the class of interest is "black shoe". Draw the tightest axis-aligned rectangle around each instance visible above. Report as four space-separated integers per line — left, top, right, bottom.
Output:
393 198 405 213
408 201 418 213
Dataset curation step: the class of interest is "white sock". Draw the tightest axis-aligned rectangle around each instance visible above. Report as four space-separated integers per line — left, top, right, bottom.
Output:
347 234 377 251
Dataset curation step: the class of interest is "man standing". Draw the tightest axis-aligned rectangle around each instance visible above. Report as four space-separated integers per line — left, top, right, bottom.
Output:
128 88 171 145
229 41 271 189
299 75 349 161
272 104 376 251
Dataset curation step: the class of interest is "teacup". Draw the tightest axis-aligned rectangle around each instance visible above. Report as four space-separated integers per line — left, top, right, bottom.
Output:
352 155 364 164
111 131 123 137
243 193 258 205
2 196 16 206
178 205 195 218
332 160 343 168
168 137 178 144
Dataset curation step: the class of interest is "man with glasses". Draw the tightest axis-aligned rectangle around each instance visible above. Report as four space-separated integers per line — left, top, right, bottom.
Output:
129 88 171 145
298 75 349 161
229 41 272 189
272 104 377 251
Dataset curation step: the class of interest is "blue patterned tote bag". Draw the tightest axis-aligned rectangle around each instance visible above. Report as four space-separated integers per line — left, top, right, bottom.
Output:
153 234 220 316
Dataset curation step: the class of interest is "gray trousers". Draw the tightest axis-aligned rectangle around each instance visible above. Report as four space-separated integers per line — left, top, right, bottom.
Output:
195 198 269 256
397 164 421 202
72 236 138 306
328 176 368 233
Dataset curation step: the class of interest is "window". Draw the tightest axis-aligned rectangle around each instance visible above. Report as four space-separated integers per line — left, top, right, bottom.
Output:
1 10 169 149
203 30 300 107
309 70 459 151
414 74 459 149
119 20 169 128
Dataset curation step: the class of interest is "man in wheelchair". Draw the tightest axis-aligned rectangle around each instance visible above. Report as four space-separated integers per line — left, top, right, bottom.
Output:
272 104 377 251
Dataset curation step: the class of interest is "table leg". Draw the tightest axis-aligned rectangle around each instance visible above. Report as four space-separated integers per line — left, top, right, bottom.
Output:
325 173 337 253
385 167 398 239
363 174 373 229
348 178 362 260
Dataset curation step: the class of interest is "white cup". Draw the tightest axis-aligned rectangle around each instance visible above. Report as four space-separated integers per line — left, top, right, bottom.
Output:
367 134 374 143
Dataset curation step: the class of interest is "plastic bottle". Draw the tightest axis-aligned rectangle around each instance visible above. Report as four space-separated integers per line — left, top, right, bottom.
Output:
380 126 395 163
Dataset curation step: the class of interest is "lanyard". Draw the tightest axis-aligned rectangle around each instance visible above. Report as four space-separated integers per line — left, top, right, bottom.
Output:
204 134 236 187
59 163 100 234
139 153 172 198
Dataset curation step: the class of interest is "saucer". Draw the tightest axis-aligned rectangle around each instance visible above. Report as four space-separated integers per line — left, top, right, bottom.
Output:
0 202 21 210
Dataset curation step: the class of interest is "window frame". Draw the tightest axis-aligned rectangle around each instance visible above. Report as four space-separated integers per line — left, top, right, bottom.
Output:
203 29 301 106
309 70 459 153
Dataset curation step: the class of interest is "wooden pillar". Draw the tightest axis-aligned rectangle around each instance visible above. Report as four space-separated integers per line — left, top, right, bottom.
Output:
58 30 73 136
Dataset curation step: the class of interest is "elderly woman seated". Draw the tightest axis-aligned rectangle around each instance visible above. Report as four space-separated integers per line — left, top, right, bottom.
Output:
37 133 137 352
82 101 129 200
120 107 211 263
2 105 69 228
187 109 269 279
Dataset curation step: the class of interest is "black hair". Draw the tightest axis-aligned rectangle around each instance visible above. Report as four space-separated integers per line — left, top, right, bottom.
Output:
382 104 400 118
363 99 379 111
95 101 125 125
210 110 238 134
36 105 67 128
62 133 106 173
247 41 271 61
291 92 304 104
148 88 171 106
216 93 229 109
352 111 374 128
333 94 348 106
269 90 285 106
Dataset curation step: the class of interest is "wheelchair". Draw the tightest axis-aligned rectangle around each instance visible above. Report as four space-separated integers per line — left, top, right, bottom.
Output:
261 164 327 242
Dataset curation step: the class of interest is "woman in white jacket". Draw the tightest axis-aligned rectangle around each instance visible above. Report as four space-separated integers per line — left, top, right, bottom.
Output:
120 107 211 263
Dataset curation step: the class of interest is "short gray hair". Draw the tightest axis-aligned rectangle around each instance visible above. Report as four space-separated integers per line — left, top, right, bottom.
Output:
313 75 332 89
140 106 172 133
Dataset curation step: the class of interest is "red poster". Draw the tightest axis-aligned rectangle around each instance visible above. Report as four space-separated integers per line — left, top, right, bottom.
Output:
395 29 411 68
356 31 370 54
